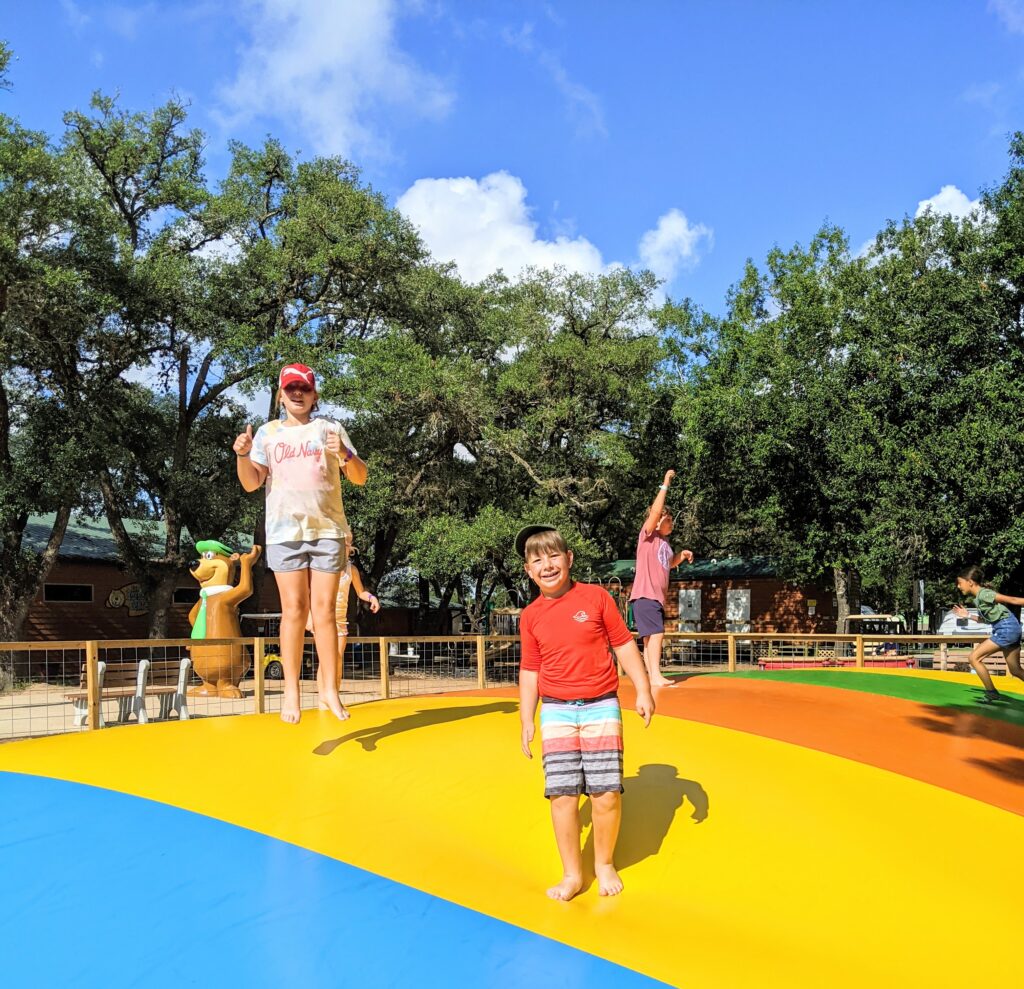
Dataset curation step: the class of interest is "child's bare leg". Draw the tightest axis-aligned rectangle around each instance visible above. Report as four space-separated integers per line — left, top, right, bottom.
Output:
644 632 672 687
1004 646 1024 685
969 640 1002 695
318 632 347 710
275 570 310 724
591 790 624 896
310 569 348 721
547 795 584 900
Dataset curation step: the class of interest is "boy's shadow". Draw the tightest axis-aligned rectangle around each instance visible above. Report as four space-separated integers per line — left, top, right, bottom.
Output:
314 701 518 755
581 763 709 872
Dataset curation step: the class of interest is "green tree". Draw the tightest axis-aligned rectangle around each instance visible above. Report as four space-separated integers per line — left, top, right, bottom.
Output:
0 61 159 641
62 96 425 634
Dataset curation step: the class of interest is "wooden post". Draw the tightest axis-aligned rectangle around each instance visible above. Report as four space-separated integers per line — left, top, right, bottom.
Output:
855 635 865 668
727 633 737 673
379 637 391 700
939 642 948 672
476 635 486 690
85 640 100 731
254 637 266 714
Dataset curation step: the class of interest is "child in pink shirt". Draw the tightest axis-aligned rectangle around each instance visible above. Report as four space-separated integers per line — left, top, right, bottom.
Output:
628 469 694 687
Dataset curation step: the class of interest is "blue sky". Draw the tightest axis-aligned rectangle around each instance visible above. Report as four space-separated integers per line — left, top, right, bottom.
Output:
2 0 1021 312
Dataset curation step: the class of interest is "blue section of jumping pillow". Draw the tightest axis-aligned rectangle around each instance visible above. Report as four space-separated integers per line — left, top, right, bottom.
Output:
0 771 667 989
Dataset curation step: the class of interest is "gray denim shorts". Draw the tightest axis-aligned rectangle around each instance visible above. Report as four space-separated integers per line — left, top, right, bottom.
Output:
266 539 345 573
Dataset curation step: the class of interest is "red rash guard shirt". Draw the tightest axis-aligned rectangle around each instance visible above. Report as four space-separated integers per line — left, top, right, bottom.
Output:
520 582 634 700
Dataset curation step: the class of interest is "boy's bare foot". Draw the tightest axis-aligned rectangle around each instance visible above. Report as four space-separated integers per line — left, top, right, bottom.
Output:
546 875 584 901
596 864 623 896
650 676 675 688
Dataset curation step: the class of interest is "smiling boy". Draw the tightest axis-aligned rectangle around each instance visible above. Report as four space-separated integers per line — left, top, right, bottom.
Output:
517 524 655 900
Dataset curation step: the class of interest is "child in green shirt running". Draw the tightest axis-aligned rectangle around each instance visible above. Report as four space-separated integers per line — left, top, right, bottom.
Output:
953 566 1024 703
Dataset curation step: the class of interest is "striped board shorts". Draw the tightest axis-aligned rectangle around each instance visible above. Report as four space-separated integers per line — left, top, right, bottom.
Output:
539 692 624 798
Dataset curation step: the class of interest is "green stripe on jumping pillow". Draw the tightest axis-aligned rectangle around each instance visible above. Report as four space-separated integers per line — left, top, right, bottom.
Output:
705 670 1024 727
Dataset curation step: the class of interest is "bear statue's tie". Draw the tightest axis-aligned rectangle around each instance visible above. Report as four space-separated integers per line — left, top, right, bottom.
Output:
192 589 209 640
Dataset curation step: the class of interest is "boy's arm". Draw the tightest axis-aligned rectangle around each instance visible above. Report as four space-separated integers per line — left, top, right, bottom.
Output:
671 548 694 568
642 469 676 536
519 669 540 758
612 639 655 725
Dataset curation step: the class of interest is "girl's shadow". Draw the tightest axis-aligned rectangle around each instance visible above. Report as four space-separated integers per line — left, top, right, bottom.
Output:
582 763 708 872
313 701 518 754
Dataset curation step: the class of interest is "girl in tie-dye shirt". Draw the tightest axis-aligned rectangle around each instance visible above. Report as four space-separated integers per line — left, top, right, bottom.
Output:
234 363 367 725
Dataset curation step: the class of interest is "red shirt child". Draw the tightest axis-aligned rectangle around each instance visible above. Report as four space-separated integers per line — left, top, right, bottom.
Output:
520 582 634 700
516 523 654 902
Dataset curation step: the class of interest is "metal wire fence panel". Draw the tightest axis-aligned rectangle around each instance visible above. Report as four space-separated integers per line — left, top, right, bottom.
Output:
0 642 87 739
255 636 387 714
383 636 481 699
483 636 520 687
96 638 259 724
3 631 1011 742
660 634 732 672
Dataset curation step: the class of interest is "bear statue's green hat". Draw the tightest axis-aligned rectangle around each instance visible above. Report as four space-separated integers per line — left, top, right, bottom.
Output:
195 539 235 557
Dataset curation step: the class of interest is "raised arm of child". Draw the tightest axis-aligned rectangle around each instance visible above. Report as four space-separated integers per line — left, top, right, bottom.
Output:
611 640 655 725
642 469 676 535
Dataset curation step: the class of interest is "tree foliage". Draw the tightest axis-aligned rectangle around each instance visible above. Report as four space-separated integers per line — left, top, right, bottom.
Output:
5 35 1024 641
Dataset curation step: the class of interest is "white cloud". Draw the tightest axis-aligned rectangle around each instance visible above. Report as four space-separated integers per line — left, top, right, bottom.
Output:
215 0 453 159
397 170 711 286
397 172 605 281
60 0 90 31
503 24 606 138
915 184 983 220
638 208 713 284
105 4 156 40
960 82 1000 107
989 0 1024 33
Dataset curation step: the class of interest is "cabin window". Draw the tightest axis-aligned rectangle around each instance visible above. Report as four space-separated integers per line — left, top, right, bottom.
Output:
43 584 93 603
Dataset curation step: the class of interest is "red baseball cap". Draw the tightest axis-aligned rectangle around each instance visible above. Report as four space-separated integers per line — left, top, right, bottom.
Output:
279 363 316 391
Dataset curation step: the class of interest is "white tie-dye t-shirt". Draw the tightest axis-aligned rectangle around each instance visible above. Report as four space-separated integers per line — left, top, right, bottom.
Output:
249 418 356 545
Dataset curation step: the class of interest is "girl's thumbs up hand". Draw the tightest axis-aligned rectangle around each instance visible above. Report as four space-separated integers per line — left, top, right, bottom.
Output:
233 424 254 456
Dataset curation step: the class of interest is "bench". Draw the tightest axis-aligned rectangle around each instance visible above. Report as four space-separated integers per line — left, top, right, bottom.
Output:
65 658 191 728
930 648 1008 675
758 658 915 670
387 643 421 674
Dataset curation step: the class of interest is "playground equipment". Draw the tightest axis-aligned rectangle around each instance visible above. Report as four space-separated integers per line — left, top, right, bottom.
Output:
1 666 1021 986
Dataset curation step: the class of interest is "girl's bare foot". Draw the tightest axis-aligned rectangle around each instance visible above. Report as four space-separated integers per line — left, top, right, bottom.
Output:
595 864 623 896
650 676 675 688
318 692 347 714
546 875 583 901
321 692 350 722
281 688 302 725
